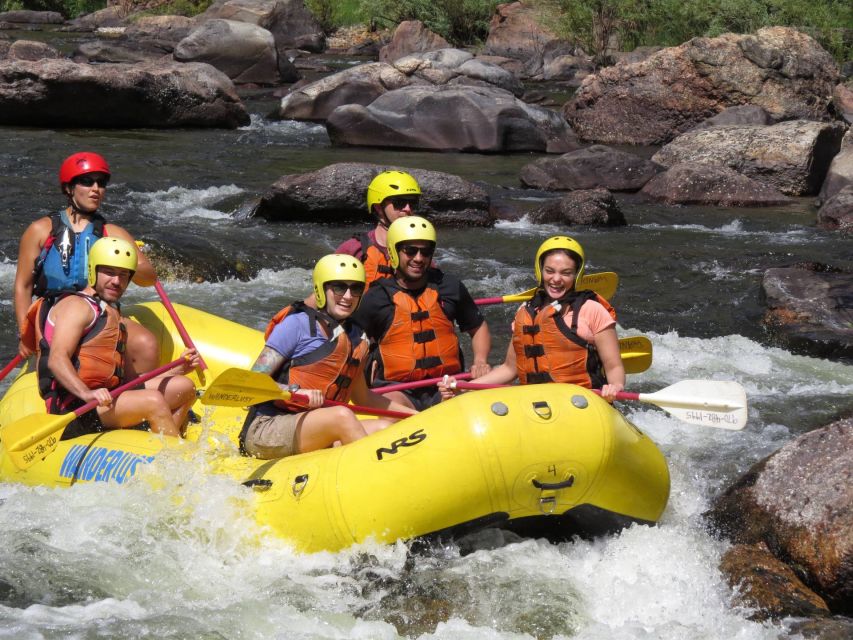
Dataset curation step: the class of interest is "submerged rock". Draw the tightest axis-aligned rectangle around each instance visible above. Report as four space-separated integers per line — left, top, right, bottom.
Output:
520 145 661 191
761 266 853 360
530 189 626 226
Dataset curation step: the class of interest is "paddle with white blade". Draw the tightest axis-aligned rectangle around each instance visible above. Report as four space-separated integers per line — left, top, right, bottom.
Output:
450 378 748 430
605 379 748 430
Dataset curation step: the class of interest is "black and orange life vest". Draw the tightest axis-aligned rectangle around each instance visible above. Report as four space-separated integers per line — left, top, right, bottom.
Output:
372 280 462 382
512 290 616 388
356 233 394 287
264 302 369 406
31 292 127 414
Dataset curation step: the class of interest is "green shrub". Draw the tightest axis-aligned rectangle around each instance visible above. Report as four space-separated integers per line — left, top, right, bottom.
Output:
540 0 852 65
358 0 500 46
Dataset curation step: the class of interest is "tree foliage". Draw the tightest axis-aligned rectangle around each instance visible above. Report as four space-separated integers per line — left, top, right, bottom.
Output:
540 0 852 64
357 0 500 46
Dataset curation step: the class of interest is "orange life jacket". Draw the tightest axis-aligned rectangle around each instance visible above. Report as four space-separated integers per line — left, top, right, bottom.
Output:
372 280 462 382
31 293 127 414
264 302 369 405
512 290 616 388
356 233 394 287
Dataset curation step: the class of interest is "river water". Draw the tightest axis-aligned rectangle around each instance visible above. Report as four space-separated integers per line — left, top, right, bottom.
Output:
1 35 853 640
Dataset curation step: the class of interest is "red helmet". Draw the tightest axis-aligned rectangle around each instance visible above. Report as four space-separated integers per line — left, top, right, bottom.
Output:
59 152 111 188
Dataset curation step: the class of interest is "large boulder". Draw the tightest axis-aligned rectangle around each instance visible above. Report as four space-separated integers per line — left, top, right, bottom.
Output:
529 189 626 226
833 81 853 124
249 162 493 227
4 40 60 61
125 15 194 46
520 145 661 191
706 417 853 614
379 20 450 63
326 84 579 153
565 27 840 145
817 186 853 233
760 266 853 360
0 59 249 128
174 19 281 85
689 104 772 131
275 48 524 122
65 6 127 31
651 121 846 196
71 16 194 64
198 0 325 54
484 1 575 79
640 162 791 206
0 10 63 24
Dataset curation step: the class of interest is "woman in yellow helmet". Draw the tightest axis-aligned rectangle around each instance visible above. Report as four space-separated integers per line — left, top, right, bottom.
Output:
441 236 625 401
240 254 414 460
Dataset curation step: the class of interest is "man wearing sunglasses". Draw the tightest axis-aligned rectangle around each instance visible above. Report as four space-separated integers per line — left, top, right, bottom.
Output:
353 216 492 411
240 254 414 460
14 152 158 373
335 170 422 289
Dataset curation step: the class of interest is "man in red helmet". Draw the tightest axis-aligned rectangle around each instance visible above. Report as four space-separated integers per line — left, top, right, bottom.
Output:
14 152 159 375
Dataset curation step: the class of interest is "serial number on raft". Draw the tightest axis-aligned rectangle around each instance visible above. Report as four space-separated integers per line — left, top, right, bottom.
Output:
684 411 742 426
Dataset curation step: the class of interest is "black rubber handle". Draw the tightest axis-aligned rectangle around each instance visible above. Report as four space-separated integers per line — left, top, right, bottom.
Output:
532 476 575 490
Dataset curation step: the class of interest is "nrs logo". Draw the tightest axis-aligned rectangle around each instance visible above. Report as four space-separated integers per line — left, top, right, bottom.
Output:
376 429 426 460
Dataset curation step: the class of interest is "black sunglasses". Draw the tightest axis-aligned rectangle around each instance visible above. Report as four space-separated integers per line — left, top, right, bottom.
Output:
398 245 435 259
75 175 110 188
328 281 365 297
387 196 419 210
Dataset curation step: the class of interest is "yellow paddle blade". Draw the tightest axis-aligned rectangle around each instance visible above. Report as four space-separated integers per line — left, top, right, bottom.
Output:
619 336 653 374
4 411 74 470
200 368 290 407
500 272 619 304
577 271 618 300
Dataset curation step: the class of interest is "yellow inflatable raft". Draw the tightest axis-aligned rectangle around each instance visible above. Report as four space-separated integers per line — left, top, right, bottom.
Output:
0 302 670 552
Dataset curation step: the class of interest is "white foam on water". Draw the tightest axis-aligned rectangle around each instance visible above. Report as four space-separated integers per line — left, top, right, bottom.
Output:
125 185 244 222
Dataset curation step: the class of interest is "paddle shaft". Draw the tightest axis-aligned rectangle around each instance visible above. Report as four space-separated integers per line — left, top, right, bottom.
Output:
376 372 473 394
154 280 208 372
0 354 23 382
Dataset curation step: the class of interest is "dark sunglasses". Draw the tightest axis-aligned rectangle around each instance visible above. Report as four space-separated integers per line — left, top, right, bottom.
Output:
75 175 110 188
398 245 435 259
328 281 365 297
387 196 419 210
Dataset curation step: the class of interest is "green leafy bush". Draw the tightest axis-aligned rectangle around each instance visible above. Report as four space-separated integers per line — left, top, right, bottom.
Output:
358 0 500 46
540 0 852 64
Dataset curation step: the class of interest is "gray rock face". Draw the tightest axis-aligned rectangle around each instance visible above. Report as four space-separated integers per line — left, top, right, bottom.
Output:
690 104 772 131
530 189 626 226
520 145 661 191
250 162 493 227
0 59 249 128
652 121 846 196
174 19 280 84
817 186 853 233
761 266 853 360
0 10 63 24
4 40 60 61
198 0 325 54
326 84 579 153
276 48 524 122
379 20 450 63
640 162 791 206
707 417 853 614
817 131 853 206
565 27 840 145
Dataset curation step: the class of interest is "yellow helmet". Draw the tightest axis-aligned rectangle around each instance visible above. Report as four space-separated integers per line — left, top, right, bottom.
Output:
313 254 367 309
87 237 138 286
366 170 421 213
386 216 436 269
534 236 585 285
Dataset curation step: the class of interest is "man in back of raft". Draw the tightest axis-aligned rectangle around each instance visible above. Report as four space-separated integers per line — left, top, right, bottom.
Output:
21 237 200 439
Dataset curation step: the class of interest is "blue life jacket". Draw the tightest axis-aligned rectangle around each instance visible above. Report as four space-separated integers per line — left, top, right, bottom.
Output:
33 210 106 297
